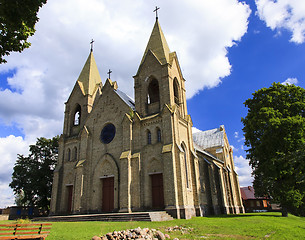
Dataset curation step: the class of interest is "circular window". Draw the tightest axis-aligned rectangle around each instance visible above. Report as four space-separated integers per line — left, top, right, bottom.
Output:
100 123 116 144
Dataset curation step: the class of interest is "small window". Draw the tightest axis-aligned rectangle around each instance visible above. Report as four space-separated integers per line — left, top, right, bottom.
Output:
173 78 179 105
73 147 77 161
67 148 71 161
147 130 152 144
157 128 161 142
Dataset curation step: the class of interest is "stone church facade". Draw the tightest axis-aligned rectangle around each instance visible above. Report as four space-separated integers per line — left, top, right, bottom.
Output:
50 19 244 219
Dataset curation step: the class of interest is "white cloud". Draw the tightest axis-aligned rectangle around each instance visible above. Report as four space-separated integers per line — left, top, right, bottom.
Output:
255 0 305 44
0 0 251 207
234 155 253 187
281 77 298 85
0 136 30 208
234 131 239 138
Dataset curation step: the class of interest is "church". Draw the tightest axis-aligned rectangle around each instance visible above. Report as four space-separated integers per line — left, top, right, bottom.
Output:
50 16 244 219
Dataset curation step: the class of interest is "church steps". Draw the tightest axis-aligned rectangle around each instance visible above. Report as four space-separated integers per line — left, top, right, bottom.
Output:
33 211 173 222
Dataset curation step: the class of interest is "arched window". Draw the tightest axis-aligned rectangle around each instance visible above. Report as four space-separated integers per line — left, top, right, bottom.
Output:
147 130 152 145
173 78 179 105
73 147 77 161
147 79 160 104
157 128 161 143
73 104 81 126
181 144 189 188
67 148 71 161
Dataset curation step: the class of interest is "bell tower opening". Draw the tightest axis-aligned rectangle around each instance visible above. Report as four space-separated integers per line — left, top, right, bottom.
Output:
147 78 160 114
73 104 81 126
148 78 160 104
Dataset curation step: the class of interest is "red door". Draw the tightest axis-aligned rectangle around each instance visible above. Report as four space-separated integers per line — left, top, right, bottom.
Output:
151 173 164 209
102 177 114 212
67 185 73 214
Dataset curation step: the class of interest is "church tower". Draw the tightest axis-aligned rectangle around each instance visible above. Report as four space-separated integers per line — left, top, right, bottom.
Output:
134 19 187 118
133 17 201 219
50 49 102 214
63 50 102 137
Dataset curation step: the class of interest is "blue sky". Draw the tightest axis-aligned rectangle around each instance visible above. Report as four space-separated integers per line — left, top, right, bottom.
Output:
0 0 304 207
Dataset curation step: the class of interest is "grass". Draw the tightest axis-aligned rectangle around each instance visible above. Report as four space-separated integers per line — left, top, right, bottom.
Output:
1 212 305 239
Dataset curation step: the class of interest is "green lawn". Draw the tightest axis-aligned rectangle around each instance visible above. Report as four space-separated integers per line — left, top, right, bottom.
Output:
2 212 305 239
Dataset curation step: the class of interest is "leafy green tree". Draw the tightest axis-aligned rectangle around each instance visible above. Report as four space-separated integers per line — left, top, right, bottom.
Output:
242 83 305 216
0 0 47 63
10 136 59 211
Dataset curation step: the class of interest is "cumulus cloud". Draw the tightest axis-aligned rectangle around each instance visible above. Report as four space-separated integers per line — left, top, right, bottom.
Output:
234 155 253 187
281 77 298 85
0 0 251 207
255 0 305 44
0 136 30 207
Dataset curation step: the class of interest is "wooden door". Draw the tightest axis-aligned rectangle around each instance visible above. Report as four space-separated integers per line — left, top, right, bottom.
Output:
67 185 73 214
151 173 164 209
102 177 114 212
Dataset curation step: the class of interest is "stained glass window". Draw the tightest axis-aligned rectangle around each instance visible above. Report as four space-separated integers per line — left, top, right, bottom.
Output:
100 123 116 144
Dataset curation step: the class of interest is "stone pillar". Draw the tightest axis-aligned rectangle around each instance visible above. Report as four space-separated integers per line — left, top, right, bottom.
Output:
119 151 131 213
131 153 141 210
219 168 230 214
119 114 133 212
162 144 180 219
190 153 202 216
73 167 84 214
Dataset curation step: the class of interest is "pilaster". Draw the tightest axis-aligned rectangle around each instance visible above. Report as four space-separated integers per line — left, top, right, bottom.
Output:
119 151 131 212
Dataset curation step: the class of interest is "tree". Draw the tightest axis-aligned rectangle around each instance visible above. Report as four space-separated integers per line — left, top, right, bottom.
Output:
10 136 59 211
242 83 305 216
0 0 47 63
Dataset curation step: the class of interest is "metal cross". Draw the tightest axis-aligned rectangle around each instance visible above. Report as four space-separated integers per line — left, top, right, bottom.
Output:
107 69 112 79
90 39 94 52
153 6 160 19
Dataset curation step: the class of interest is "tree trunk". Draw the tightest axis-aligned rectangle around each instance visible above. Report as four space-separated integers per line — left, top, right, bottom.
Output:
281 207 288 217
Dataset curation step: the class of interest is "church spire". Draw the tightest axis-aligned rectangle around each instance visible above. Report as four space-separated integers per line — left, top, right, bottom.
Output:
139 17 171 66
77 50 102 96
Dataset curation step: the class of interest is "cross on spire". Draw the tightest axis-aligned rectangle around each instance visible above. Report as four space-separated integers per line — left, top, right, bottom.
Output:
107 69 112 79
90 39 94 52
153 6 160 20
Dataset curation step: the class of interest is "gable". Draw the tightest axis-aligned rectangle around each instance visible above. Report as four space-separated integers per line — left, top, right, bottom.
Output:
136 50 163 76
86 83 134 128
66 82 85 105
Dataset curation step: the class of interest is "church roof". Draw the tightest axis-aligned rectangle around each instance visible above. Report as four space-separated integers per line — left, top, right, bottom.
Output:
240 186 268 200
77 51 102 96
139 19 171 66
115 89 135 110
193 125 225 150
